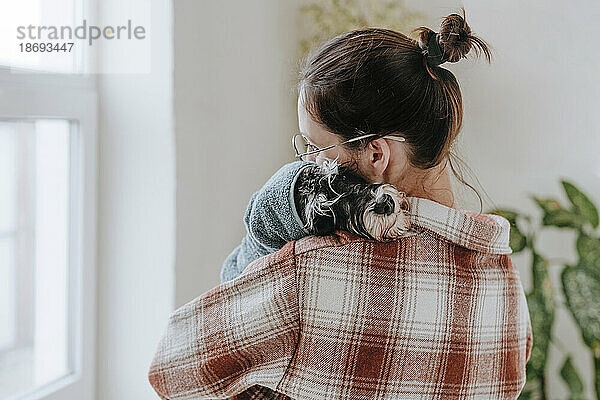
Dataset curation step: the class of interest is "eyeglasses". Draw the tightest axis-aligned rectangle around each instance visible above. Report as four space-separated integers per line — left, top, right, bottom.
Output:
292 132 406 161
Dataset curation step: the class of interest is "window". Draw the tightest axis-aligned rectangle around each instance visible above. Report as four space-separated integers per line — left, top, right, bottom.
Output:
0 0 82 73
0 121 71 397
0 1 97 399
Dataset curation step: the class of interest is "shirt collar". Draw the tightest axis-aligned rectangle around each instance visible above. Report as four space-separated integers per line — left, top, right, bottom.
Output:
404 196 513 255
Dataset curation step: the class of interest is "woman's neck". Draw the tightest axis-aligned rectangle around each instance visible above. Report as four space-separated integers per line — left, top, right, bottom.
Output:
388 161 458 210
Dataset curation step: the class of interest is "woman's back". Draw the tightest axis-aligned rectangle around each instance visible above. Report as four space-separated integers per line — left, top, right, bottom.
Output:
148 196 532 400
274 197 531 399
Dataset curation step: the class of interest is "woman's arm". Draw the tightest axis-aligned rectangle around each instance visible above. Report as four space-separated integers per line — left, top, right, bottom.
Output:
220 160 315 283
149 241 300 400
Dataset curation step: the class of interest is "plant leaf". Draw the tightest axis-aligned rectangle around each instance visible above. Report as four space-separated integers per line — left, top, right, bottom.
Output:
488 208 528 253
524 252 555 382
525 292 554 381
560 356 584 400
531 196 582 228
509 226 528 254
531 196 564 213
542 209 582 229
562 180 599 229
531 252 553 299
576 234 600 279
561 265 600 349
489 208 519 222
516 386 534 400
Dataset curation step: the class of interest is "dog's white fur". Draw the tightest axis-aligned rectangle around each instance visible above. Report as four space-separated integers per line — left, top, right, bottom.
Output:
362 184 412 241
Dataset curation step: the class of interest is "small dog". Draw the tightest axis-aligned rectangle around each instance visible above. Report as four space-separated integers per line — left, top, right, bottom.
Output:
293 158 412 241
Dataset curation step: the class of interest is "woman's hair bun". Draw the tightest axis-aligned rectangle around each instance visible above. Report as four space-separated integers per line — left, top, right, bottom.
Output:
413 7 492 65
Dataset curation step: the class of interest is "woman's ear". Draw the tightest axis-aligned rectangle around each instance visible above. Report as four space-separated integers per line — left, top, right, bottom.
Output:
370 138 391 172
356 138 390 183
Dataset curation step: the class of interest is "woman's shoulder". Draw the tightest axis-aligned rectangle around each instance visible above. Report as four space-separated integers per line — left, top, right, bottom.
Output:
293 229 417 255
294 196 514 258
292 222 518 278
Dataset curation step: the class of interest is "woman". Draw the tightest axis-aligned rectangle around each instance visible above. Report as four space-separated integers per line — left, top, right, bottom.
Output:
149 9 532 399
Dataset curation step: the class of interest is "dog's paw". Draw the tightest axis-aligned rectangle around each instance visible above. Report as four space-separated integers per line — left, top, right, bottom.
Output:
362 184 411 241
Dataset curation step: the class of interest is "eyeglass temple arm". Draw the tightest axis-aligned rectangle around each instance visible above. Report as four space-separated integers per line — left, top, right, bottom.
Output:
293 133 405 158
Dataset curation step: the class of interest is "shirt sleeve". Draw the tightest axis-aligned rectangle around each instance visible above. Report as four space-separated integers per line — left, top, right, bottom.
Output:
149 240 300 400
220 160 315 283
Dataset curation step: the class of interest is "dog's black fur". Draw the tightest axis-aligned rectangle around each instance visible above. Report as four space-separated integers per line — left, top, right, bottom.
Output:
293 160 407 241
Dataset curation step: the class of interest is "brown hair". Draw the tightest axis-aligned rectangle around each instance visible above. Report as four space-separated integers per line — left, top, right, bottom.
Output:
297 7 493 213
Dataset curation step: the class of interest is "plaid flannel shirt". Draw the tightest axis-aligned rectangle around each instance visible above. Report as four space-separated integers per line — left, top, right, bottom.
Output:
148 196 533 399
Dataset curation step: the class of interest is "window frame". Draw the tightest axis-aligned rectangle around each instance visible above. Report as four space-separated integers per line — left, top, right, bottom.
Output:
0 66 97 399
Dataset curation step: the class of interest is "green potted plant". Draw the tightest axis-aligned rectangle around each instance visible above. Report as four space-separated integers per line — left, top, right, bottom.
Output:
490 180 599 400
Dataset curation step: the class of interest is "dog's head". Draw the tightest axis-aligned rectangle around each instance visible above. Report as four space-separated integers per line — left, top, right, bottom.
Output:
295 158 411 240
361 183 411 241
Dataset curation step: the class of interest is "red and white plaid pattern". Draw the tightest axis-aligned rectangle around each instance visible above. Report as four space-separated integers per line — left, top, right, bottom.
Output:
149 197 533 399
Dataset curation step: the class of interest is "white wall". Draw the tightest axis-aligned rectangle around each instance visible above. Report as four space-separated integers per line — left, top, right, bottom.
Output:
173 0 303 306
95 0 175 399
